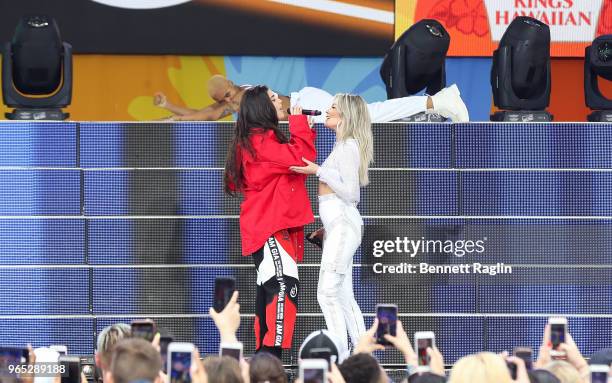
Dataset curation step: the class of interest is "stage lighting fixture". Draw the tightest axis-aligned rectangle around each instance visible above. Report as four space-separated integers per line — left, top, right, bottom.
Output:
585 35 612 122
2 16 72 120
490 16 552 122
380 19 450 122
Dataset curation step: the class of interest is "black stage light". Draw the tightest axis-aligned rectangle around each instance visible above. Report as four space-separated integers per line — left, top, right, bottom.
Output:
585 35 612 121
490 16 552 122
2 16 72 120
380 19 450 122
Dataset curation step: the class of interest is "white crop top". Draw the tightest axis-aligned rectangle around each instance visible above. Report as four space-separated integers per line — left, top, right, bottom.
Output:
316 138 361 204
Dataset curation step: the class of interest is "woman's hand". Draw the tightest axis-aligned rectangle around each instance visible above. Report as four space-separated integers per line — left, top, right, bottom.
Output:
290 157 319 175
290 105 303 115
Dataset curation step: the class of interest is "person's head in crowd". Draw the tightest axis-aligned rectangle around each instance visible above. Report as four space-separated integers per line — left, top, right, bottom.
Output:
325 93 373 186
589 348 612 366
528 369 561 383
338 353 386 383
544 361 581 383
105 338 162 383
249 352 287 383
33 347 60 383
448 352 512 383
95 323 131 372
408 372 447 383
224 85 288 195
208 75 241 105
299 330 350 365
203 356 243 383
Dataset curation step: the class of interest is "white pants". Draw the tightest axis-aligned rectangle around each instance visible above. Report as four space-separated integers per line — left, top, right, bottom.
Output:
290 87 428 124
317 194 366 351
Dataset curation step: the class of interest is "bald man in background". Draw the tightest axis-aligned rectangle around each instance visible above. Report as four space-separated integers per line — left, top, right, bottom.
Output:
154 74 469 122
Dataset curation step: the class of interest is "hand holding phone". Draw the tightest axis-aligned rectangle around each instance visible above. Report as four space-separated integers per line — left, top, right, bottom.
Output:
219 342 243 361
214 277 236 313
414 331 435 371
306 229 324 249
375 304 397 346
299 359 328 383
168 342 195 383
548 317 567 357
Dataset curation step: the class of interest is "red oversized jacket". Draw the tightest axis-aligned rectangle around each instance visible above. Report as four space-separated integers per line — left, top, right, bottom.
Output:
236 114 316 259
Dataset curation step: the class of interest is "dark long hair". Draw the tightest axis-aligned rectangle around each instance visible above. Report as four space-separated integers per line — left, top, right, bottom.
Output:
224 85 288 195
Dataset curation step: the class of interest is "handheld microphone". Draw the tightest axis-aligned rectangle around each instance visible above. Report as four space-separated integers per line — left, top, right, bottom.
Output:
286 108 322 116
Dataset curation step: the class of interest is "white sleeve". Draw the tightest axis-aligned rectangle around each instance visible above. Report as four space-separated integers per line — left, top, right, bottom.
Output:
316 141 361 203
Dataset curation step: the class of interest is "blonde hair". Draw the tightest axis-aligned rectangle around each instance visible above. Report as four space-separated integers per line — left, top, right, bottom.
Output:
545 361 581 383
449 352 512 383
334 93 373 186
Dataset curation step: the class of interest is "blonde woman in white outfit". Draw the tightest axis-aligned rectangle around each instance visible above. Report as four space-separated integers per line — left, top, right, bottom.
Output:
290 93 373 351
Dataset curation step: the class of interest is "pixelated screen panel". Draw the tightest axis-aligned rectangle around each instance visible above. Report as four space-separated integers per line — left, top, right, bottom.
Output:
0 121 610 364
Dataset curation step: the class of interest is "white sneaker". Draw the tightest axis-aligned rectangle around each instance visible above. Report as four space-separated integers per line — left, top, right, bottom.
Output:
431 84 470 122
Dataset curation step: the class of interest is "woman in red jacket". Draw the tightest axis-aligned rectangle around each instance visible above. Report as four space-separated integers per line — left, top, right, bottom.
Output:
224 85 316 359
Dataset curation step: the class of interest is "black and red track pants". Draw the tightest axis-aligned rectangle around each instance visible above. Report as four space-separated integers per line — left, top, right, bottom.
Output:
252 229 299 352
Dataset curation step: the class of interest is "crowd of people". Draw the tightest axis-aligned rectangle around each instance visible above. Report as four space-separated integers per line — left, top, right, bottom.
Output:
9 291 610 383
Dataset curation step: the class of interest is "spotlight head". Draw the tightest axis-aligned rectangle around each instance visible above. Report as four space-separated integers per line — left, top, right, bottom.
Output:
584 35 612 117
588 35 612 81
2 15 72 120
491 16 551 113
380 19 450 99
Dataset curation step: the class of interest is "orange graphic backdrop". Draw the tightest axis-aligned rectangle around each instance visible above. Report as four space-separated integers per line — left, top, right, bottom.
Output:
396 0 612 57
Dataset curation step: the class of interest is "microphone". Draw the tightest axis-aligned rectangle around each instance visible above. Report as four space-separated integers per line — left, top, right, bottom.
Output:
286 108 322 116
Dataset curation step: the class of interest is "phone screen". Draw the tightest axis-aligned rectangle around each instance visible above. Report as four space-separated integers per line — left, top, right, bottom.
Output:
376 306 397 345
170 352 192 383
550 323 566 349
590 371 608 383
214 277 236 313
417 338 433 366
131 323 155 342
303 368 325 383
221 347 241 361
514 349 532 370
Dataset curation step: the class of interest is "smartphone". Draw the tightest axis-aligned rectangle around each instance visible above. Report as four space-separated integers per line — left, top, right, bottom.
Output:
0 347 29 377
168 342 195 383
414 331 435 371
131 319 157 342
308 348 333 371
507 361 518 380
213 277 236 313
513 347 533 370
160 336 174 374
306 230 323 249
589 365 610 383
50 345 68 356
548 317 567 355
59 355 82 383
375 304 398 345
219 342 243 361
299 359 328 383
